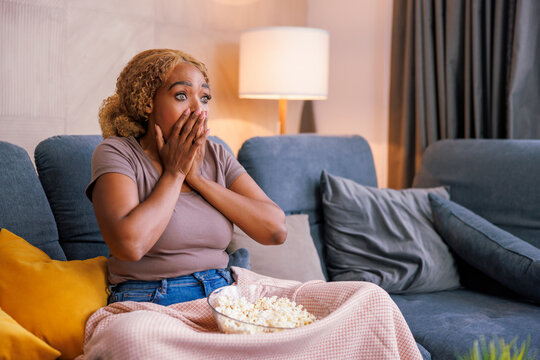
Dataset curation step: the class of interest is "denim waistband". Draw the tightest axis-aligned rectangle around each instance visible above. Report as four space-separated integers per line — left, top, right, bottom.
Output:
108 268 231 293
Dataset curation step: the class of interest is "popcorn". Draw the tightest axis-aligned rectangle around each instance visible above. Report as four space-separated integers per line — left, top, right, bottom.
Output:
214 295 318 334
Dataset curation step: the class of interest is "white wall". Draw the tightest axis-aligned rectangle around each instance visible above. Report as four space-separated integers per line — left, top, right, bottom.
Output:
1 0 393 188
307 0 393 187
0 0 307 158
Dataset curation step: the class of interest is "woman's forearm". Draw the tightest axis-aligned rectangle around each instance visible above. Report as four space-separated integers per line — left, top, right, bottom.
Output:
94 172 184 261
189 177 287 245
122 173 186 259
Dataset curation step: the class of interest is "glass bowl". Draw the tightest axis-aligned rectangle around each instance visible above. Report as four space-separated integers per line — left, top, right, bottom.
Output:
207 284 330 334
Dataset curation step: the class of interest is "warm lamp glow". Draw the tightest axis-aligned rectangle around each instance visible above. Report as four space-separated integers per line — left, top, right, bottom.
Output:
239 26 329 134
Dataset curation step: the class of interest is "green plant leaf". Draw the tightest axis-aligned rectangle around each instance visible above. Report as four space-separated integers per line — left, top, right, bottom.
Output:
457 335 536 360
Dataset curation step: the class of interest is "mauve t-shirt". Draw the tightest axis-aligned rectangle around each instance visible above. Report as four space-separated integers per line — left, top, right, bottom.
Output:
86 136 245 284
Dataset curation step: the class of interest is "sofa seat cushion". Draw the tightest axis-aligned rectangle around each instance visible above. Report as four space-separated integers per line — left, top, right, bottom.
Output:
417 343 431 360
0 141 65 260
392 290 540 360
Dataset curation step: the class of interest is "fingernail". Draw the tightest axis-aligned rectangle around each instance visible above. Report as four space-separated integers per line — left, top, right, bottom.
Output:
184 108 190 115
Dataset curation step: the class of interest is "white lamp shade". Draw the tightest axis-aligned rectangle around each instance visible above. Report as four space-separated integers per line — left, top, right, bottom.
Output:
239 26 329 100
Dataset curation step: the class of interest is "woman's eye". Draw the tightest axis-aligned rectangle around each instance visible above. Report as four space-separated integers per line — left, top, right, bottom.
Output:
201 95 212 104
175 93 187 101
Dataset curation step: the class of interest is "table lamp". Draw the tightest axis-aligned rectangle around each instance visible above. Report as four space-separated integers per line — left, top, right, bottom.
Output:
239 26 329 134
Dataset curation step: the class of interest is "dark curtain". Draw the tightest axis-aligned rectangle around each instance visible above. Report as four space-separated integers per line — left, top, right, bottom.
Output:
388 0 540 189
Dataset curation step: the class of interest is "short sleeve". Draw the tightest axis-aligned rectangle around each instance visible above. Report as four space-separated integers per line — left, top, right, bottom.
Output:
224 153 246 188
85 137 137 201
208 141 245 188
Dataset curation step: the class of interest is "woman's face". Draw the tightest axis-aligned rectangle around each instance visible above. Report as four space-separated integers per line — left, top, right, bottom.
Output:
148 61 211 141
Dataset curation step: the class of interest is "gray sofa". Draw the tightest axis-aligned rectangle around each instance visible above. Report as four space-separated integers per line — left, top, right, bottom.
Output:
237 135 540 359
1 134 539 360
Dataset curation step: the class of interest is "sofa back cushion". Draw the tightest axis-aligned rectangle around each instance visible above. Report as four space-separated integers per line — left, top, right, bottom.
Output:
35 135 107 260
34 135 235 261
237 135 378 278
413 139 540 248
0 141 65 260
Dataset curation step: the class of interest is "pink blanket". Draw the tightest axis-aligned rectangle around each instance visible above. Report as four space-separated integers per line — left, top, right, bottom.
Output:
77 267 422 359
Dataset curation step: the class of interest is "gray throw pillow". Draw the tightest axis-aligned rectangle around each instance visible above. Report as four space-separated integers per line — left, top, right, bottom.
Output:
430 194 540 303
227 214 326 282
321 170 460 293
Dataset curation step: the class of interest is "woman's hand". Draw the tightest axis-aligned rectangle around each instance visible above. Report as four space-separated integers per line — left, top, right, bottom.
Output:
155 109 206 178
186 113 210 186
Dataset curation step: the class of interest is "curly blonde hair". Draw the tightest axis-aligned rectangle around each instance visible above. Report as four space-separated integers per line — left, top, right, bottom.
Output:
98 49 209 139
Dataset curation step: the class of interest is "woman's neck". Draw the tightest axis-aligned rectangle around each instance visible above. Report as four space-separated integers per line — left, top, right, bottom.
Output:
138 131 162 169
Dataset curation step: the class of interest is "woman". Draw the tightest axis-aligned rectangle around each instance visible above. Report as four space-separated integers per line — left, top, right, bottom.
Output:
86 49 287 306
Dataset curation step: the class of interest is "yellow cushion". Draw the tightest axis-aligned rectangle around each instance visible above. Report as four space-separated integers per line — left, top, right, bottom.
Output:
0 306 60 360
0 229 108 359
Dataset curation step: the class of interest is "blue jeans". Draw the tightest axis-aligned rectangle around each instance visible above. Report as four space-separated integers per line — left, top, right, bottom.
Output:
107 269 233 306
